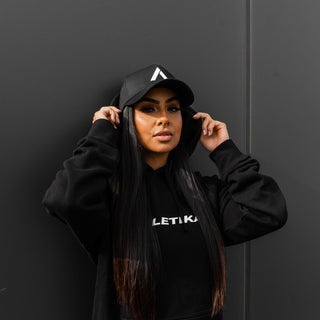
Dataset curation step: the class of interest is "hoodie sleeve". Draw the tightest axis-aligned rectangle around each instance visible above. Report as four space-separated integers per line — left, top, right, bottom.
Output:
194 139 288 246
41 119 119 265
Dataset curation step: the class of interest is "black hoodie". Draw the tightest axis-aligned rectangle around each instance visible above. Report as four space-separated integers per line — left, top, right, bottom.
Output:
41 111 288 320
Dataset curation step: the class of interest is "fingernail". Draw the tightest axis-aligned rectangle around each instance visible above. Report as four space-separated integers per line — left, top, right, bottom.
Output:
203 130 206 135
208 130 211 136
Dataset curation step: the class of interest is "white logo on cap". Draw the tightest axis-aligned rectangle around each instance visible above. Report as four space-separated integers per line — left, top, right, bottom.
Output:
150 67 167 81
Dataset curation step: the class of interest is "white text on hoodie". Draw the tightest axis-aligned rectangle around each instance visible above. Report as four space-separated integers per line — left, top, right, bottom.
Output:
152 214 199 226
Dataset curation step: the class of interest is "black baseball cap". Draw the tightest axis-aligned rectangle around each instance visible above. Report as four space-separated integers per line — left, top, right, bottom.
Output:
118 64 194 111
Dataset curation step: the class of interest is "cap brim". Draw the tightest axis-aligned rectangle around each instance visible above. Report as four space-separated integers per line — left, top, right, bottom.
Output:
123 78 194 108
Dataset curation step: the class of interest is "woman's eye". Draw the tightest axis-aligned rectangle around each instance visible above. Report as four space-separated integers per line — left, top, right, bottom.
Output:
139 106 181 113
141 106 155 112
169 106 181 112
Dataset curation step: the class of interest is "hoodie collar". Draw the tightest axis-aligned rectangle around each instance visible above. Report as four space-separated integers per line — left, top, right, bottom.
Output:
145 162 168 174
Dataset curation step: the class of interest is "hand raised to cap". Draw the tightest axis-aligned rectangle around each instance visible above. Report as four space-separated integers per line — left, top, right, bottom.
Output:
92 106 122 129
192 112 230 152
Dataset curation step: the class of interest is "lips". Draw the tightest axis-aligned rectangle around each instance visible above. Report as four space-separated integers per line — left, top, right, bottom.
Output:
154 130 173 137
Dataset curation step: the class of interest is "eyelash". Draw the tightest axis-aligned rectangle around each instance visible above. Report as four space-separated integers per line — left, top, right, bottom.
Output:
140 106 181 113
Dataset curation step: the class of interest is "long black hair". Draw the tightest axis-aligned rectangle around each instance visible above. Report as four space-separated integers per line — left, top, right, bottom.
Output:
110 94 226 320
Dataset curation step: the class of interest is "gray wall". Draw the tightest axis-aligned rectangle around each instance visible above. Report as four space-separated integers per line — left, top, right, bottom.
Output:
249 1 320 319
1 0 317 319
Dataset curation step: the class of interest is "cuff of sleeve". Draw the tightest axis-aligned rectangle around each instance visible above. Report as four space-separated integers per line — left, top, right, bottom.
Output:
209 139 247 181
87 119 119 147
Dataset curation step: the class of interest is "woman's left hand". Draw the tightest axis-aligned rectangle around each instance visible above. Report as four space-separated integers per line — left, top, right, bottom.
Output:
192 112 230 152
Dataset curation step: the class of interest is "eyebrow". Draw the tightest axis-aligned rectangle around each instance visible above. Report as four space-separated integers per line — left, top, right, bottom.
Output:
138 96 179 104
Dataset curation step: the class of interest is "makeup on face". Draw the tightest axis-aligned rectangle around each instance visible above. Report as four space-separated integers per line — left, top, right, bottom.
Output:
133 88 183 164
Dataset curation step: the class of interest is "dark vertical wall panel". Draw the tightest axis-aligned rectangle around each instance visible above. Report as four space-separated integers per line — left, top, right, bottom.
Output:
250 1 320 319
1 1 248 319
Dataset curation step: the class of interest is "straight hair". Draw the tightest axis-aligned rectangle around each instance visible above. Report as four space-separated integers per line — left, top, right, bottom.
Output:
110 103 226 320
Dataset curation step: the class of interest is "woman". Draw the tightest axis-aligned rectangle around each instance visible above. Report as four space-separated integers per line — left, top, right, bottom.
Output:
42 64 288 320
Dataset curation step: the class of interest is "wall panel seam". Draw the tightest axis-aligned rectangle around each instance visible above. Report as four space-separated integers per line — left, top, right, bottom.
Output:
243 0 252 320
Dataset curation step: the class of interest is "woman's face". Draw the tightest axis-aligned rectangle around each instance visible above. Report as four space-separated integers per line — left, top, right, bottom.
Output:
133 87 183 158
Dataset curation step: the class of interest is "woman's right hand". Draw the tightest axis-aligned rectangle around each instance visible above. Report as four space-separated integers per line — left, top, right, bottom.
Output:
92 106 122 129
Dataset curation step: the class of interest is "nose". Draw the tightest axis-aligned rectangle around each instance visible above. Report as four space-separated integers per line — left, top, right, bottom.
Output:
156 109 169 126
